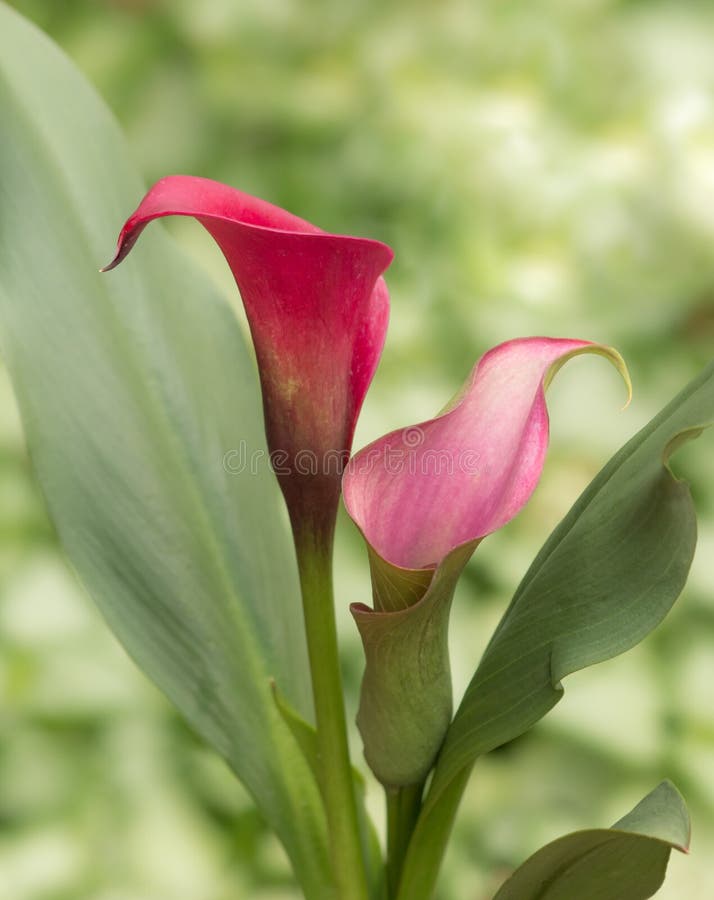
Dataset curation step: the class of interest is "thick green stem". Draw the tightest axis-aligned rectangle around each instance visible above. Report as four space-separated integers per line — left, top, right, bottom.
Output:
295 526 369 900
386 782 424 898
395 765 473 900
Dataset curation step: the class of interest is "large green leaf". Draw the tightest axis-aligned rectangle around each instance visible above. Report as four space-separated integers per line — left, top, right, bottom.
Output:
397 361 711 899
0 4 332 895
493 781 690 900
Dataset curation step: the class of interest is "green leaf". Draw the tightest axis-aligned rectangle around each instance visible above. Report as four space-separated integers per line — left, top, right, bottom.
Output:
272 679 322 776
397 361 712 900
429 359 713 805
0 5 332 895
493 781 690 900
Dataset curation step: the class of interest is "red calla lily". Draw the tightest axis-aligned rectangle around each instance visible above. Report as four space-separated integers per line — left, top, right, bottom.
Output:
104 175 394 540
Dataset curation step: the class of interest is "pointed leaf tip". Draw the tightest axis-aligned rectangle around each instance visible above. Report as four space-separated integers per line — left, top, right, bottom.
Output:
614 780 691 854
492 782 690 900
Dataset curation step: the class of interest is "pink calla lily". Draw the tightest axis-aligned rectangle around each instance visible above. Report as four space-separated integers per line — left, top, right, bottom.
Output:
345 337 630 569
343 337 630 786
103 175 394 540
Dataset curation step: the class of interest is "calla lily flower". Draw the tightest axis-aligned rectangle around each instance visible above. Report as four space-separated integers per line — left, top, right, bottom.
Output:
343 337 630 787
103 175 394 542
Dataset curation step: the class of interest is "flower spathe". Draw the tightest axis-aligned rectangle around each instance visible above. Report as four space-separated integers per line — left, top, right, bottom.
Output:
343 337 630 786
104 175 394 542
345 338 630 569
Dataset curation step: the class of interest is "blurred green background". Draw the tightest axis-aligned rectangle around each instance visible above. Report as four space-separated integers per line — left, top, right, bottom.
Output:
1 0 712 898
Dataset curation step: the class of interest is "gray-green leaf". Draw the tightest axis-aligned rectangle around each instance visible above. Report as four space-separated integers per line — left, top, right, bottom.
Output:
493 781 690 900
0 4 332 895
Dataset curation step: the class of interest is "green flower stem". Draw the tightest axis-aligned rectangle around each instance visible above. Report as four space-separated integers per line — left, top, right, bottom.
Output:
396 765 473 900
386 781 424 898
295 527 369 900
